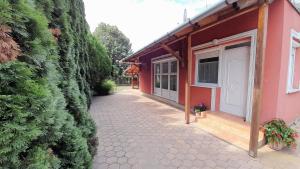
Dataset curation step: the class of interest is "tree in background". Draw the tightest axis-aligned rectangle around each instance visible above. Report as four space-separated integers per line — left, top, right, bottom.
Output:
93 23 133 81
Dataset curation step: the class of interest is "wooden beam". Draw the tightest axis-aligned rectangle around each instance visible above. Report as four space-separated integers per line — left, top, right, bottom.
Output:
185 34 192 124
161 44 185 67
137 36 187 60
249 1 269 158
161 44 182 61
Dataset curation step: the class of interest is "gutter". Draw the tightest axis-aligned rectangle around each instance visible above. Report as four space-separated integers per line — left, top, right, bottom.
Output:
122 0 239 62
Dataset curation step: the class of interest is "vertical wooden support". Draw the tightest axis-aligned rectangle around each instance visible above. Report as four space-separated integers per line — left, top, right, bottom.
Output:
185 34 192 124
249 2 269 158
131 75 134 89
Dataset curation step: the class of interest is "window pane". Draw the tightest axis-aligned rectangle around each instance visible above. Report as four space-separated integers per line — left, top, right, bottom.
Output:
198 57 219 84
162 75 168 89
293 47 300 89
155 75 160 88
170 61 177 73
162 62 169 73
199 57 219 63
155 64 160 74
170 75 177 91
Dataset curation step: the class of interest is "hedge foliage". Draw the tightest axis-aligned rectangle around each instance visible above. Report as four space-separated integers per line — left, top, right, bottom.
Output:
0 0 111 168
94 79 117 96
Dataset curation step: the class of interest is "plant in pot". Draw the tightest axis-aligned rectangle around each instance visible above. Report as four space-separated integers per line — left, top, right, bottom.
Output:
194 103 207 118
264 119 298 151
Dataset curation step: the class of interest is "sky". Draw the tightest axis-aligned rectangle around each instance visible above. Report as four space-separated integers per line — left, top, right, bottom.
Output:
83 0 222 52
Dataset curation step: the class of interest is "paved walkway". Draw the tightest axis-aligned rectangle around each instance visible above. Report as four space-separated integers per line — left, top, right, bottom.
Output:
90 87 300 169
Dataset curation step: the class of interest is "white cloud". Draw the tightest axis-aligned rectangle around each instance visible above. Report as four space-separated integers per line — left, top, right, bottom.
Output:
83 0 222 51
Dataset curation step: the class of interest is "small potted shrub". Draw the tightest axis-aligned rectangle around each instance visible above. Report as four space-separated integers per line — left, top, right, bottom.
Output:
194 103 207 118
263 119 298 150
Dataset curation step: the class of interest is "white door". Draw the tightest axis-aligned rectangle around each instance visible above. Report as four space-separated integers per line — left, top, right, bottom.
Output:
221 46 250 117
153 59 178 102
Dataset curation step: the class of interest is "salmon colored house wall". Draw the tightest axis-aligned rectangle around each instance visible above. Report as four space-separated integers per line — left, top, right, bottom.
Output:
138 1 300 123
136 1 300 127
260 0 300 123
181 10 259 109
139 49 168 94
139 10 259 110
275 0 300 123
260 0 285 123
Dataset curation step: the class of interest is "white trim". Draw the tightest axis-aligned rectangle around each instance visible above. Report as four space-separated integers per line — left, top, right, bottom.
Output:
152 52 179 63
245 31 257 122
192 29 257 122
287 29 300 94
152 56 177 64
192 30 257 51
211 88 216 111
194 47 223 88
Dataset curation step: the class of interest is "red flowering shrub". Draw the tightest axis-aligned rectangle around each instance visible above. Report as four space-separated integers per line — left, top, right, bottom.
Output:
264 119 298 148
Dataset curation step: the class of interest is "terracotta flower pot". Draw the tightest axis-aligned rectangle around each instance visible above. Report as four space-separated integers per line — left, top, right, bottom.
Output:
268 141 285 151
201 111 207 118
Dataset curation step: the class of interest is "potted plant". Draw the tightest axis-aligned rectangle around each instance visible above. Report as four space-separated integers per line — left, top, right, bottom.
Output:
263 119 298 151
194 103 207 118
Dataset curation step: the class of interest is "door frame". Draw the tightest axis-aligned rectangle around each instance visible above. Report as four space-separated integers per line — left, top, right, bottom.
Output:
151 55 179 103
192 30 257 122
220 45 251 118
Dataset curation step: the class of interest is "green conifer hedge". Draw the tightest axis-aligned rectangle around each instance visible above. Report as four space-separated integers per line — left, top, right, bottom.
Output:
0 0 111 168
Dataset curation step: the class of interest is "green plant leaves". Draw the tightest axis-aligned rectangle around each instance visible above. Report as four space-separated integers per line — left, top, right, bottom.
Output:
264 119 297 148
0 0 111 168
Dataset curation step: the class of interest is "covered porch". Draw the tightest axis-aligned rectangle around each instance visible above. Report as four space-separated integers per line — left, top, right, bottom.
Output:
143 92 265 151
123 0 273 157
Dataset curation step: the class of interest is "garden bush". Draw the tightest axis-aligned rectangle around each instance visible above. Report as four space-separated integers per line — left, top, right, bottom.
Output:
95 80 117 95
0 0 111 168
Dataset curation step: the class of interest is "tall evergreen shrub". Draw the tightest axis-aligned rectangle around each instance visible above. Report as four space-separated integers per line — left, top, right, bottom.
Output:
0 0 111 168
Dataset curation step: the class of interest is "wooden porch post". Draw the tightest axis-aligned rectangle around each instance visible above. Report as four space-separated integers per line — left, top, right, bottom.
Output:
131 75 134 89
249 1 269 158
185 34 192 124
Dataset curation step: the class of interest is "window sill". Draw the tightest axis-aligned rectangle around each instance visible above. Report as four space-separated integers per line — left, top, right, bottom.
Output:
287 88 300 94
192 83 220 89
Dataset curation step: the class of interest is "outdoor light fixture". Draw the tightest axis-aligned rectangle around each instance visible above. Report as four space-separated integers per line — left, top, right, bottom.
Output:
212 39 219 45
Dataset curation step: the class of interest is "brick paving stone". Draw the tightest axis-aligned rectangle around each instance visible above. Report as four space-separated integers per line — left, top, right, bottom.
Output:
91 87 299 169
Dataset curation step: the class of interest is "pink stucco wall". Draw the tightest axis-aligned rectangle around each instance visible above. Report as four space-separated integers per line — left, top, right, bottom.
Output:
260 0 285 123
138 1 300 123
274 0 300 123
139 9 259 110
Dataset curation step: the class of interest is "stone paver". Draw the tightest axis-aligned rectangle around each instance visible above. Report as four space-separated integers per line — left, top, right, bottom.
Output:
91 87 300 169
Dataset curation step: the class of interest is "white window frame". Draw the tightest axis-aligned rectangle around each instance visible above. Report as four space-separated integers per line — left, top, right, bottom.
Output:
194 47 222 88
287 29 300 94
152 56 179 103
154 63 161 89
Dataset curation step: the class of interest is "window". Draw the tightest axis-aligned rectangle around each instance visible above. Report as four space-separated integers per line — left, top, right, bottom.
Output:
154 64 160 88
195 50 220 87
287 30 300 94
198 57 219 84
153 60 178 91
